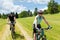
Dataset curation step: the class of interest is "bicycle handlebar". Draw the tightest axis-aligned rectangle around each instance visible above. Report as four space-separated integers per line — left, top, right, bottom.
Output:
7 22 16 25
36 27 52 32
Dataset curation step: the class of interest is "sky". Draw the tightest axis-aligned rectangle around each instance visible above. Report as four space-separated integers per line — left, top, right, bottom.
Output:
0 0 60 14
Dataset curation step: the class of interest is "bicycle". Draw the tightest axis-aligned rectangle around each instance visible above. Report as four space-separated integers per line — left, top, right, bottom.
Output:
35 27 52 40
8 21 16 40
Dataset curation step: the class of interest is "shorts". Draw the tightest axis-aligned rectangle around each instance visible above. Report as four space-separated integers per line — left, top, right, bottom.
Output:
33 24 41 33
10 21 15 27
10 21 15 30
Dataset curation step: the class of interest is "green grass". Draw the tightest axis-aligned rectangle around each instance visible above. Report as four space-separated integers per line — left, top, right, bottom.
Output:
6 25 25 40
0 19 7 31
0 19 7 39
6 34 12 40
17 17 34 37
15 26 25 40
17 13 60 40
0 19 25 40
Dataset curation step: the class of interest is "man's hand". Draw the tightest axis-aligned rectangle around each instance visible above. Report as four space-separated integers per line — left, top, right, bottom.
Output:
7 21 11 24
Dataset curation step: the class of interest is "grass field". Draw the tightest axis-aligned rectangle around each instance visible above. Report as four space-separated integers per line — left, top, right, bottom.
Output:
0 19 7 36
6 25 25 40
14 25 25 40
0 13 60 40
0 19 25 40
0 19 7 39
0 19 6 31
17 13 60 40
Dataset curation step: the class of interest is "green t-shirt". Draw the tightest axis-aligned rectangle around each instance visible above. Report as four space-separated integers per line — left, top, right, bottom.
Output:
37 16 43 24
33 15 44 24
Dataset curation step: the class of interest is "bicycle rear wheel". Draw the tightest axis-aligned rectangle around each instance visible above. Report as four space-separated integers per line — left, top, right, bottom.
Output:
10 25 15 40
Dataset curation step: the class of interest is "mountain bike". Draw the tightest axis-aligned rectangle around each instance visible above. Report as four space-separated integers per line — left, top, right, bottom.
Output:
35 27 52 40
8 21 16 40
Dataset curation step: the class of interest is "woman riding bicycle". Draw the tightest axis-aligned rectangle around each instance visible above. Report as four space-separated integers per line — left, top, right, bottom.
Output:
33 10 51 40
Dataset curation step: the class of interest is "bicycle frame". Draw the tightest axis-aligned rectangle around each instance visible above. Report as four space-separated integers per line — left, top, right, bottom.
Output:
36 28 47 40
10 22 15 39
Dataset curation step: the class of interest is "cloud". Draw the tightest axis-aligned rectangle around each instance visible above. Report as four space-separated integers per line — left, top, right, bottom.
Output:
0 0 49 14
40 7 48 11
0 0 27 13
19 0 26 2
20 0 50 4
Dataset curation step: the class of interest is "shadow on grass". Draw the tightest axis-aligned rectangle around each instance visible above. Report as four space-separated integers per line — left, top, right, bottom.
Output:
11 32 25 40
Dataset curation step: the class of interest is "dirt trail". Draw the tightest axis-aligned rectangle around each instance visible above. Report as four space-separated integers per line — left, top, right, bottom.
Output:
0 25 11 40
0 22 33 40
16 22 33 40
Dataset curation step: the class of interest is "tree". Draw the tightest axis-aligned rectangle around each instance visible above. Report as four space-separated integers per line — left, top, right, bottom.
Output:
34 8 38 16
2 13 5 19
43 10 48 14
28 10 33 16
1 13 7 19
19 11 28 18
48 0 59 14
15 12 18 18
58 5 60 12
0 13 1 18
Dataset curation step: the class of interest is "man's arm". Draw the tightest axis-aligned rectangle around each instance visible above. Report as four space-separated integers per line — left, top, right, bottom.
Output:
14 16 16 23
14 17 16 21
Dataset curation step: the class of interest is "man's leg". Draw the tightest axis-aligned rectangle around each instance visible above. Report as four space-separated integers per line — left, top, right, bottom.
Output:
12 22 15 33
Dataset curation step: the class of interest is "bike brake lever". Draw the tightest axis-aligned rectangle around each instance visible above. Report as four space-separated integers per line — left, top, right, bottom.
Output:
47 27 52 30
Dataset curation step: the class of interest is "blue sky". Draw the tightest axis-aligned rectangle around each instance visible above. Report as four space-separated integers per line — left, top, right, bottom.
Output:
0 0 60 14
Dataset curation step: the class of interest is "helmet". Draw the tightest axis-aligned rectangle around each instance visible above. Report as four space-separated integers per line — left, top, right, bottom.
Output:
10 12 14 15
38 10 43 14
10 12 13 15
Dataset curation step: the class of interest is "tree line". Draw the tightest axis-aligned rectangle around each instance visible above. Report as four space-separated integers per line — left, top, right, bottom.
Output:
0 0 60 19
0 12 18 19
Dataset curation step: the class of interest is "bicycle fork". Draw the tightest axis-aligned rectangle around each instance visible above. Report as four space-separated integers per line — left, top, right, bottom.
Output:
36 33 41 40
36 29 45 40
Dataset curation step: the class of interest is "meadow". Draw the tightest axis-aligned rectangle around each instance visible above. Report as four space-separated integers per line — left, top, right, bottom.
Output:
0 13 60 40
0 19 25 40
17 13 60 40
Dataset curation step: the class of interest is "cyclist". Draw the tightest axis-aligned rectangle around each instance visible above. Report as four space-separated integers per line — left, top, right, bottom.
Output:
33 10 51 40
7 12 16 33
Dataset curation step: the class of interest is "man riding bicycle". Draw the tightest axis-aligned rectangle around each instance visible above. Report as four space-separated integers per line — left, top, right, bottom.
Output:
33 10 51 40
7 12 16 33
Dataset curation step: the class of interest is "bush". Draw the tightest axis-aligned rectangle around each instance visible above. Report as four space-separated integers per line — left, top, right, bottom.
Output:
19 11 29 18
